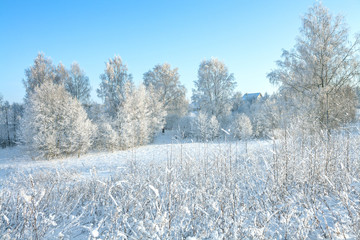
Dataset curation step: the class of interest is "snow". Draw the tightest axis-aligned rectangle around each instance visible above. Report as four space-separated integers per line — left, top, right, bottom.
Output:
0 131 265 184
91 229 99 238
0 131 359 239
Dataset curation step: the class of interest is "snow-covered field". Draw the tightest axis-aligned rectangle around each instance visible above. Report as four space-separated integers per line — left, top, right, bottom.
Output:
1 131 360 239
0 131 263 183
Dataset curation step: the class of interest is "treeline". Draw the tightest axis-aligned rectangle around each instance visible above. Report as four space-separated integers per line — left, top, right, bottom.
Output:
0 52 271 157
0 99 23 147
17 55 172 158
1 3 360 159
0 53 271 156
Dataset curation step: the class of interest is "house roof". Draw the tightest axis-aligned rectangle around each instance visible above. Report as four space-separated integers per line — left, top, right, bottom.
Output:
242 93 262 102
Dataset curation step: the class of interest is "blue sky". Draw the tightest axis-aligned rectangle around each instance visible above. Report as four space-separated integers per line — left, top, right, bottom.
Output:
1 0 360 103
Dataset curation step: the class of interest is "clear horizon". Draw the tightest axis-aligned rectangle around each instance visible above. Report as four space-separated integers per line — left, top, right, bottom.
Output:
1 0 360 103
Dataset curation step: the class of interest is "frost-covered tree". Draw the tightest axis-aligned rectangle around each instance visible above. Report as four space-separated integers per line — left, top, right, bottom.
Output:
24 54 87 102
116 83 165 149
118 83 149 148
208 115 219 140
244 97 275 139
54 62 69 85
146 84 167 135
0 96 23 147
24 53 93 104
9 102 23 145
268 3 360 132
65 62 91 104
86 102 119 151
23 53 56 99
0 95 5 147
95 122 119 151
97 56 133 118
1 101 11 147
233 113 253 152
233 113 253 140
143 63 188 127
195 112 209 141
85 102 104 122
21 81 96 159
176 115 195 139
231 91 243 113
192 58 236 121
194 112 220 141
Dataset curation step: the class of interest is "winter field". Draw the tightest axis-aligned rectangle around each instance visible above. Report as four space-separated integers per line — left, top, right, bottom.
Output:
1 129 360 239
2 1 360 239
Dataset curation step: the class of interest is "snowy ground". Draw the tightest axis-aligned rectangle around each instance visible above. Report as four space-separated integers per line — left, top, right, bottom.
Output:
1 131 359 239
0 131 169 182
0 131 264 185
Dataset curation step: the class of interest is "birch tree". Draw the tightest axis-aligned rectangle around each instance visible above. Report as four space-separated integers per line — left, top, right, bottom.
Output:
233 113 253 140
23 53 56 99
233 113 253 152
268 3 360 132
54 62 69 85
195 111 209 141
116 83 166 149
0 95 5 147
65 62 91 104
97 56 133 118
0 96 23 147
143 63 188 127
1 101 11 147
208 115 220 140
9 102 23 145
192 58 236 121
